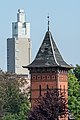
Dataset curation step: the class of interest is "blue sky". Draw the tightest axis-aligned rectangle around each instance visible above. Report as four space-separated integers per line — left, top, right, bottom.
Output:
0 0 80 71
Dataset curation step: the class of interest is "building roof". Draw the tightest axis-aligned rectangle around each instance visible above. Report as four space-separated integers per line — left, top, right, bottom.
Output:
25 30 71 69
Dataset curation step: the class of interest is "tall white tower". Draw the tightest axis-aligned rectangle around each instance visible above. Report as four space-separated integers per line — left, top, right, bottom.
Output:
7 9 31 77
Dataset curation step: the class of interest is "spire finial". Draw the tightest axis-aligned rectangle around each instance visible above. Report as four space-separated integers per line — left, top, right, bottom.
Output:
47 16 50 31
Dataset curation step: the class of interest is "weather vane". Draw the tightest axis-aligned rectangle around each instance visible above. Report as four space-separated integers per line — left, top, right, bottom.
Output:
47 16 50 31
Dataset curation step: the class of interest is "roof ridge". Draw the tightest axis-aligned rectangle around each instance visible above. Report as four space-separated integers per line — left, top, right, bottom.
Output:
49 31 59 66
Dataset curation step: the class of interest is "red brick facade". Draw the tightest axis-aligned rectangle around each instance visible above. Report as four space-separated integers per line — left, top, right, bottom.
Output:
30 68 68 120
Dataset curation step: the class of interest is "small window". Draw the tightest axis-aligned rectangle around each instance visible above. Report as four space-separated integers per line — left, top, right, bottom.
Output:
32 76 36 80
42 75 46 80
37 75 41 80
52 75 55 80
47 75 50 80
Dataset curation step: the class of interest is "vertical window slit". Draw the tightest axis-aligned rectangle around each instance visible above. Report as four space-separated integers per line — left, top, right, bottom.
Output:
60 85 61 91
39 85 41 96
64 85 65 94
47 85 49 93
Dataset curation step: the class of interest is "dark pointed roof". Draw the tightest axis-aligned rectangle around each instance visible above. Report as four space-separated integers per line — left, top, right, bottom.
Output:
26 30 71 69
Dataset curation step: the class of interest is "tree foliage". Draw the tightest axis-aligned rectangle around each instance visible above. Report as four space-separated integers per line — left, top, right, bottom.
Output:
1 65 80 120
2 113 17 120
28 89 68 120
68 70 80 119
73 64 80 81
0 70 30 120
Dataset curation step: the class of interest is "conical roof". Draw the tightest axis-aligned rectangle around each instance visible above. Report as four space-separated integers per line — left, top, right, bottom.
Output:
26 30 71 68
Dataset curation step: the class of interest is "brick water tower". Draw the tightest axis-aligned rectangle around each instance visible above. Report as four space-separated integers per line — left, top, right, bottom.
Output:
24 17 71 120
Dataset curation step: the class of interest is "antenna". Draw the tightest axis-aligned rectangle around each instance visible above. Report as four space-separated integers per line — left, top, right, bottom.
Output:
47 16 50 31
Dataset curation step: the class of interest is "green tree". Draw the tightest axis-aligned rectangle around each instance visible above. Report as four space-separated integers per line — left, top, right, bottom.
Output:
73 64 80 81
0 70 30 120
2 113 17 120
68 71 80 119
18 102 30 120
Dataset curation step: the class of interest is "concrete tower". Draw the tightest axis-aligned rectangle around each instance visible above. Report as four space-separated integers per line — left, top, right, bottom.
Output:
7 9 31 77
24 17 72 119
